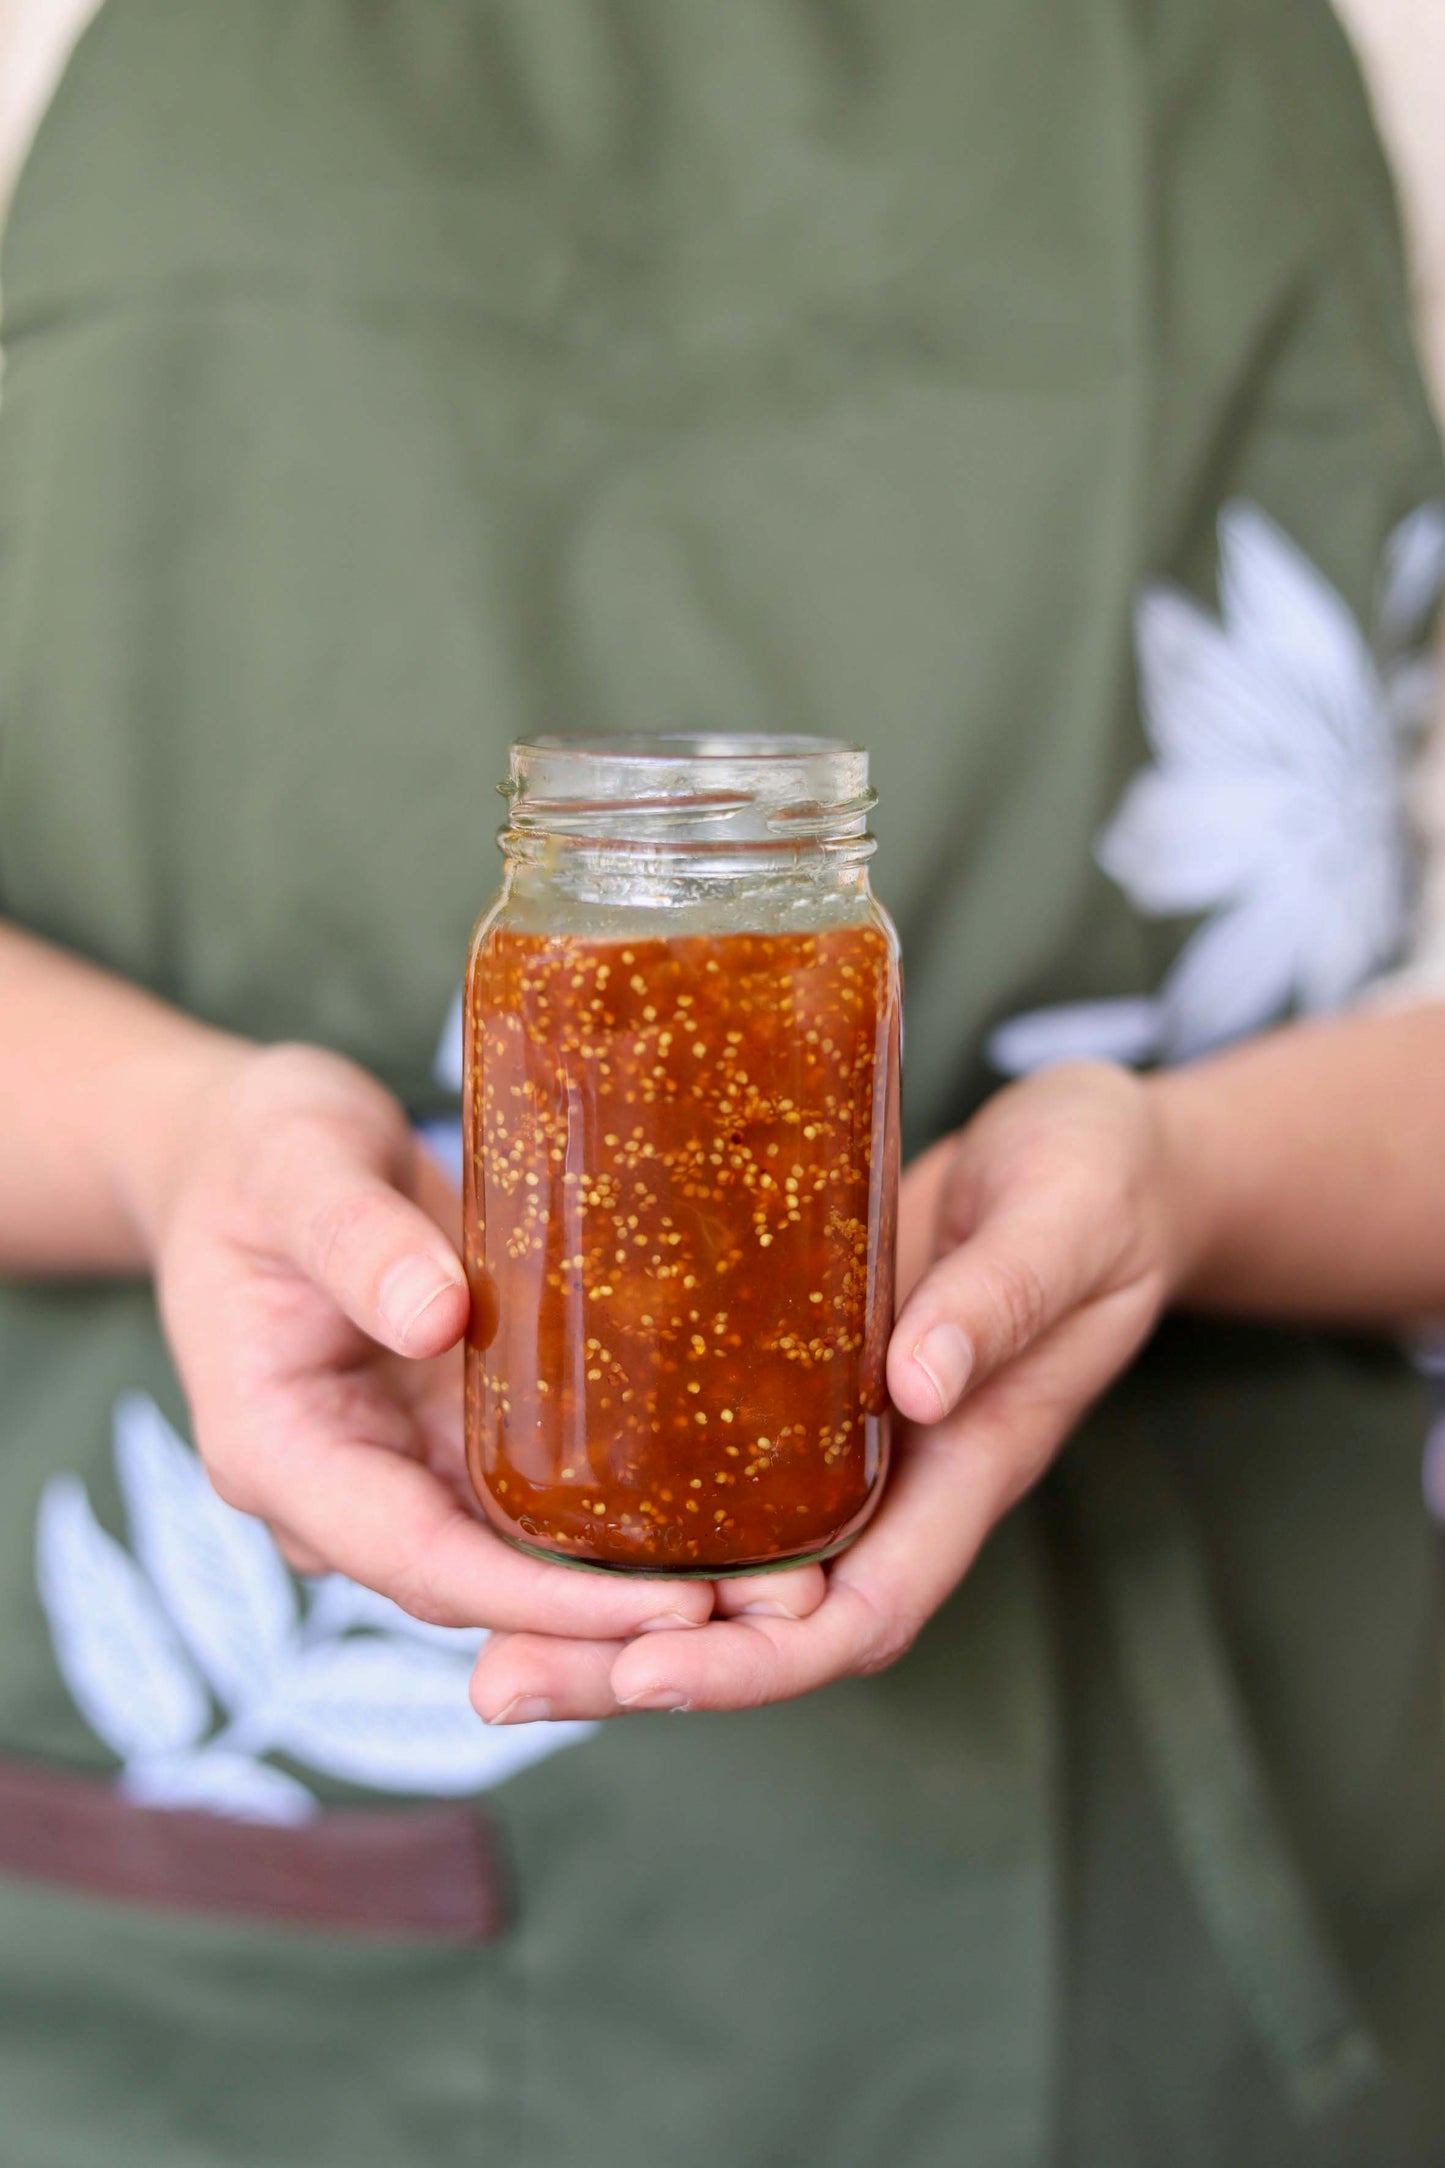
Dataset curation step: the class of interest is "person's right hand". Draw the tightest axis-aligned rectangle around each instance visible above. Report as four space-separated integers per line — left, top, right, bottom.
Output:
143 1043 716 1642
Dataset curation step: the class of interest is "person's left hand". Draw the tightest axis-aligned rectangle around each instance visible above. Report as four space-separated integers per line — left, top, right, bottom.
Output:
469 1060 1190 1722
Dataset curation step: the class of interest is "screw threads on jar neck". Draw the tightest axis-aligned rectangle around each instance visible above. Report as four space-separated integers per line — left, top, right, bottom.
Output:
499 734 877 871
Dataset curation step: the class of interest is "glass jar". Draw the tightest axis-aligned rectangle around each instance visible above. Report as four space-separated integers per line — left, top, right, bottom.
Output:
463 734 901 1577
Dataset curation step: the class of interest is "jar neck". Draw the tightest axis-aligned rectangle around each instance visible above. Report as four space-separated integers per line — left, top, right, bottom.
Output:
504 734 871 841
499 836 876 915
494 733 879 920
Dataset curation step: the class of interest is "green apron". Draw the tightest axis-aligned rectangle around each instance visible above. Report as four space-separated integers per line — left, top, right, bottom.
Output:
2 2 1444 2161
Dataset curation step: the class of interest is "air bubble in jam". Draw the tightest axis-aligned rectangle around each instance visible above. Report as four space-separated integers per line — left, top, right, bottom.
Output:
464 924 901 1573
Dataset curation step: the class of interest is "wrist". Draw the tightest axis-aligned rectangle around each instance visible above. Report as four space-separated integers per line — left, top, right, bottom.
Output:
99 1024 254 1262
1142 1062 1230 1308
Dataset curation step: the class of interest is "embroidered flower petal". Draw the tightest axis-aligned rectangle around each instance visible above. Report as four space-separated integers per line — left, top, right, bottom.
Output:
1097 768 1290 913
414 1114 464 1188
1217 502 1385 767
991 500 1427 1071
1378 501 1445 658
1136 586 1319 775
433 988 465 1093
985 997 1163 1076
1384 653 1439 740
1426 1409 1445 1523
1295 845 1407 1014
1158 891 1302 1059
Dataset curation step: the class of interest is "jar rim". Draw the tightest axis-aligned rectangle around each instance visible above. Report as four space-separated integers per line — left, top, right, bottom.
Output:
501 733 876 859
518 731 865 765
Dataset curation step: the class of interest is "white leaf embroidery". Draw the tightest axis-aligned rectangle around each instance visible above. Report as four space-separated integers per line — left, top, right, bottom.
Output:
41 974 599 1828
121 1749 318 1825
113 1393 297 1708
261 1635 596 1795
304 1572 485 1656
36 1477 209 1760
991 503 1441 1075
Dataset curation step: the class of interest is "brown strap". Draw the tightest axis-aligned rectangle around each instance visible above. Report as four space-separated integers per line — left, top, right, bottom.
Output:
0 1756 504 1941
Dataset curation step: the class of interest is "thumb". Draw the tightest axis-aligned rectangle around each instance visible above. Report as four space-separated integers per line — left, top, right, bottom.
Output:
886 1187 1098 1424
265 1120 469 1358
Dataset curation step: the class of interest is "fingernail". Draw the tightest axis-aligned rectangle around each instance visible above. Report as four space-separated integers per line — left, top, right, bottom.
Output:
737 1600 800 1620
486 1694 553 1726
912 1322 973 1418
379 1253 462 1348
633 1611 703 1635
620 1689 691 1712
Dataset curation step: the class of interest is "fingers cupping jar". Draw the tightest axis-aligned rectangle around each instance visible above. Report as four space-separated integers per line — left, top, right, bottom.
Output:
464 737 901 1576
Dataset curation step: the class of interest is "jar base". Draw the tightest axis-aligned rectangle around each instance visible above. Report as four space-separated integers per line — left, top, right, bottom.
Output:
486 1522 871 1580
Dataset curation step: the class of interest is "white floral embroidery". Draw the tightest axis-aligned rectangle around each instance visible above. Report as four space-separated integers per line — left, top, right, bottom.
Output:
433 985 465 1096
988 502 1445 1074
1409 1331 1445 1529
1427 1417 1445 1523
37 1395 596 1823
414 989 467 1183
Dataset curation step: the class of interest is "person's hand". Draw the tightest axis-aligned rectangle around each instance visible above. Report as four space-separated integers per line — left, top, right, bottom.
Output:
145 1043 714 1642
469 1061 1189 1720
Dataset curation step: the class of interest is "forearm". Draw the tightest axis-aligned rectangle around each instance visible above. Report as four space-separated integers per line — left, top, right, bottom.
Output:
0 921 245 1274
1152 1003 1445 1323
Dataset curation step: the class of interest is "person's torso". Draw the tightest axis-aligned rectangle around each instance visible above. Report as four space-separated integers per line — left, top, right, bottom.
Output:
1 5 1444 2164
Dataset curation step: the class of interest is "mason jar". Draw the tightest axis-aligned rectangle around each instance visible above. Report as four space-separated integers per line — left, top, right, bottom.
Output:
463 734 901 1576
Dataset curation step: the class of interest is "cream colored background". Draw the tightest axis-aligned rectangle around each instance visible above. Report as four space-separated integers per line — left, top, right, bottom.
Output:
1334 0 1445 420
0 0 99 217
